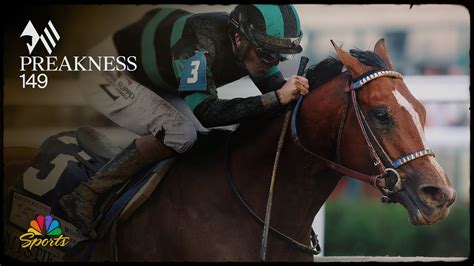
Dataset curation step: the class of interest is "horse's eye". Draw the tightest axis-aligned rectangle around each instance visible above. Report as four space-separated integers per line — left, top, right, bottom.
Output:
370 106 391 125
375 111 389 122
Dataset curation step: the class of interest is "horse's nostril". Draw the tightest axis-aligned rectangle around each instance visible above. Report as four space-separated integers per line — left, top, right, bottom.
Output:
446 189 457 207
419 186 447 207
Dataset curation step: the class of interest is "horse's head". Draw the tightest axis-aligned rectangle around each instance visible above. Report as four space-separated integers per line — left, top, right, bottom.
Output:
327 39 456 225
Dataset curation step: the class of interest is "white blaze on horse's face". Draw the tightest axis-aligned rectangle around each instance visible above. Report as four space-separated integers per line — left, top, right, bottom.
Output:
391 88 428 147
330 38 455 225
391 88 446 179
389 86 455 225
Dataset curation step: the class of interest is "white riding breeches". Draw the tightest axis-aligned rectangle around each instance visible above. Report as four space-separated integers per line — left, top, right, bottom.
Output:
78 37 203 154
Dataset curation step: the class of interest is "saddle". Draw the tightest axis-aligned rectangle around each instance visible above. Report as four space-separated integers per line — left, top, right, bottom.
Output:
69 127 176 261
5 128 174 262
5 124 236 262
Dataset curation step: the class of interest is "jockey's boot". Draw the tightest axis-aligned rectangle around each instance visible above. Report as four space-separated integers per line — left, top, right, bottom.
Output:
59 135 176 238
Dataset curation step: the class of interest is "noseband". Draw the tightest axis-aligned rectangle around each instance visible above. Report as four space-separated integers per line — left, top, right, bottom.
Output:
291 70 435 199
223 69 435 257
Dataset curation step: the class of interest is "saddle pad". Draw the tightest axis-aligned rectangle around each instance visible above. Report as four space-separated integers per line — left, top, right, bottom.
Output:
119 158 175 221
80 158 175 261
94 158 175 239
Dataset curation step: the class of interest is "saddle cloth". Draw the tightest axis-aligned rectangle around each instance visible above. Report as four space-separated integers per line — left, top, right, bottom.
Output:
5 128 176 262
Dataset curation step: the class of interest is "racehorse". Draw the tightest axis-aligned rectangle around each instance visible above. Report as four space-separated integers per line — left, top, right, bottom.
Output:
4 39 455 261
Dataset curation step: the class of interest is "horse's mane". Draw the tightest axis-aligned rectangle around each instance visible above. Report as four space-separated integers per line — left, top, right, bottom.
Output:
188 49 390 154
305 49 389 89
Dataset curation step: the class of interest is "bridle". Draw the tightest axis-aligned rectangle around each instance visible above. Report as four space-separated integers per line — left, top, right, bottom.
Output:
291 69 435 200
224 132 321 256
223 69 435 257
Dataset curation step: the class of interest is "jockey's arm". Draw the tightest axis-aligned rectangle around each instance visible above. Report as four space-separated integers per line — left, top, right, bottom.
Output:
188 91 282 128
185 67 308 128
174 45 307 128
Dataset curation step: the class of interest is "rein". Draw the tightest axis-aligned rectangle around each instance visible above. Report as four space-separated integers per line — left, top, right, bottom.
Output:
291 70 435 199
224 131 321 256
259 57 309 261
224 57 321 258
223 68 435 259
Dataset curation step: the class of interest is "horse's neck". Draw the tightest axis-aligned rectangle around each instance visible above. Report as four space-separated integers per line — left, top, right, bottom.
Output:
230 73 349 241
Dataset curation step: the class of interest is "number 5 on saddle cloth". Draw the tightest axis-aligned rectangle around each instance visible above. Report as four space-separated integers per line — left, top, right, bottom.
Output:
6 128 175 261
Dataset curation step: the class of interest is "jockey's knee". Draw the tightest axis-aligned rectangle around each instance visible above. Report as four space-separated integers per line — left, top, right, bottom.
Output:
145 118 198 155
136 126 198 163
180 125 198 152
137 114 197 160
162 123 197 154
135 134 176 163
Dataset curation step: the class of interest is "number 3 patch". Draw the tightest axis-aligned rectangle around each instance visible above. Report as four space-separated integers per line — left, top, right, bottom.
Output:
178 51 208 92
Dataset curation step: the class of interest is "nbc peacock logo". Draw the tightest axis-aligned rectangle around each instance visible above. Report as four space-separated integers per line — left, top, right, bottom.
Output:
19 214 70 250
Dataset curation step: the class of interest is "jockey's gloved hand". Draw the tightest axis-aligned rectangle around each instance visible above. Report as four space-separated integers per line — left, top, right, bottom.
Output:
275 75 309 105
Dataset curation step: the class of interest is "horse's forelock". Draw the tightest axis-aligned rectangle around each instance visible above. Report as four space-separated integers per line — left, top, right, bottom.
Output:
306 49 389 90
349 49 389 70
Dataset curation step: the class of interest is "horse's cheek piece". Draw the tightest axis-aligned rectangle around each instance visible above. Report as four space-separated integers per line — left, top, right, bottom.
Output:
292 69 435 200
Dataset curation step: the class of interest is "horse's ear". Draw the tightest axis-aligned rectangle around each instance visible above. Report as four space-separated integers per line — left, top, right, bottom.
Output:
374 38 394 70
330 40 368 77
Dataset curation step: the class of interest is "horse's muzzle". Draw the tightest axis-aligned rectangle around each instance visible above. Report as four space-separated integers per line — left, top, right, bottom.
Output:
417 184 456 209
393 183 456 226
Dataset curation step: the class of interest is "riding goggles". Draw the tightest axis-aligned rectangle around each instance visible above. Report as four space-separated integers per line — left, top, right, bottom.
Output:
255 47 294 64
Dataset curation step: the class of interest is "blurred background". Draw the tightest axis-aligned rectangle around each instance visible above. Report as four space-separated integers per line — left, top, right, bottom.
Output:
3 4 469 258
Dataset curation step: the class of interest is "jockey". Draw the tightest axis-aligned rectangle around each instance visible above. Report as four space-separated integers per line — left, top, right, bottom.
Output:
59 4 309 238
